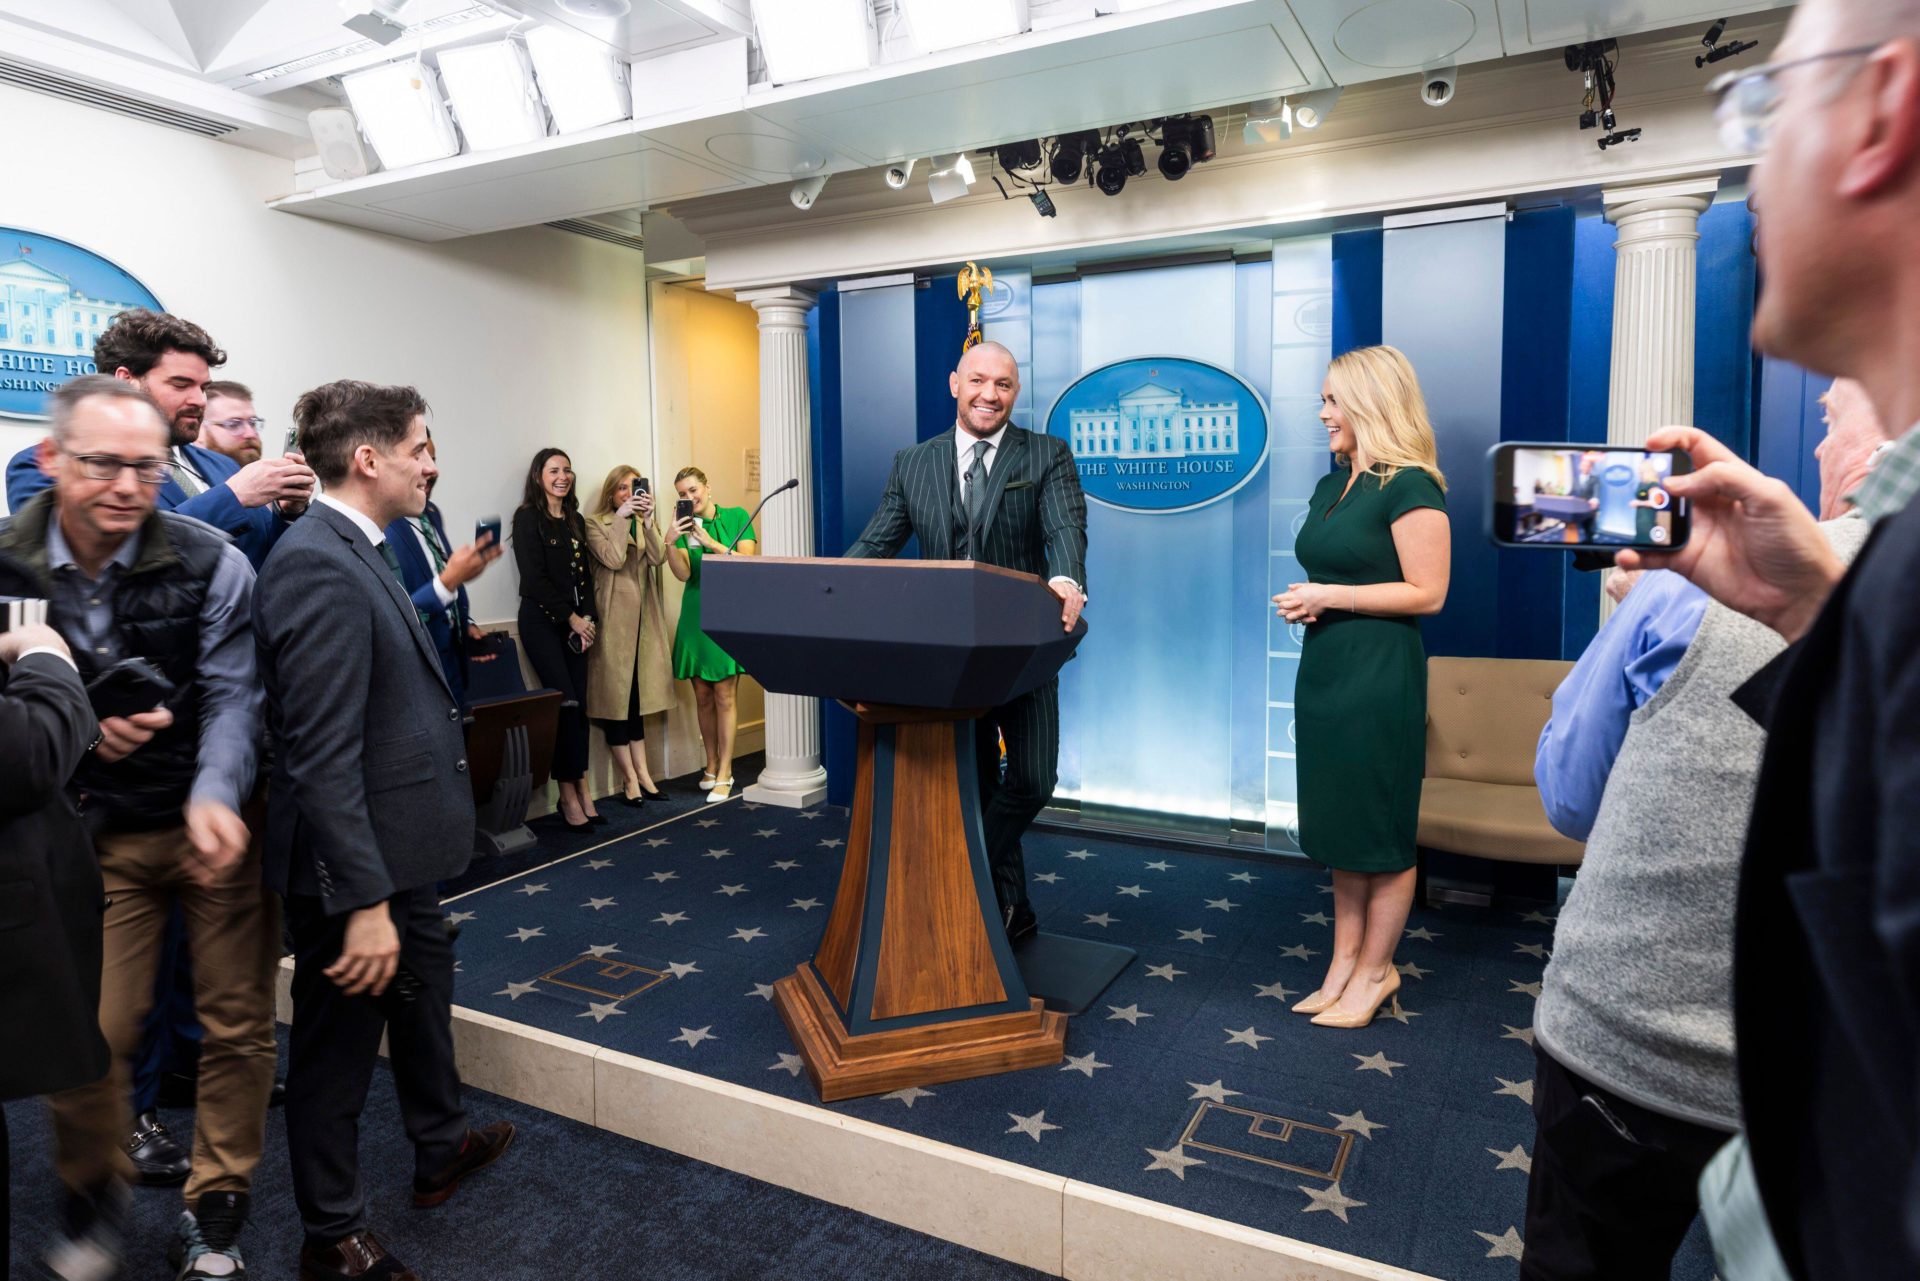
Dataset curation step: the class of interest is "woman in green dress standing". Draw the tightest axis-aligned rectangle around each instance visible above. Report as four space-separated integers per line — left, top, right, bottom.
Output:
1273 345 1451 1029
667 465 757 802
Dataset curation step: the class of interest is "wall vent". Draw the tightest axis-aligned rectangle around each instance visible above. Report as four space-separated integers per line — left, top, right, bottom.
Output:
546 219 646 254
0 58 237 138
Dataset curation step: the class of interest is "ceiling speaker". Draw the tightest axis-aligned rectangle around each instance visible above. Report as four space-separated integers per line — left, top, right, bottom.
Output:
308 107 379 181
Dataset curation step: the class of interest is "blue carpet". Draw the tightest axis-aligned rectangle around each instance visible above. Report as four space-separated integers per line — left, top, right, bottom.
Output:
442 800 1719 1280
5 1046 1043 1281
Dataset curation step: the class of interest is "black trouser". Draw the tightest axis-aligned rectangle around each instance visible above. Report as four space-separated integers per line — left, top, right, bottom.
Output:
517 603 589 782
1522 1044 1730 1281
971 678 1059 918
595 670 645 748
283 887 466 1246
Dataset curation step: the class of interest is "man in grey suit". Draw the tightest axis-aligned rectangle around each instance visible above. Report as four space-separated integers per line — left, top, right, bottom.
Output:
254 380 508 1281
847 341 1088 941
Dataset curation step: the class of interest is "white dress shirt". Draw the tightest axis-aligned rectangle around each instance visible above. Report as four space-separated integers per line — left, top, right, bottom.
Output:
315 494 455 607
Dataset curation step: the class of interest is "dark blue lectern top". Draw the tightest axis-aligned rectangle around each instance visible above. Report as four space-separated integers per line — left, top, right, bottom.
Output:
699 558 1086 711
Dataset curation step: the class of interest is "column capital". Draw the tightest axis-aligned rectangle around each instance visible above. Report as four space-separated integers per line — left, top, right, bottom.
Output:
737 284 819 314
1602 175 1719 224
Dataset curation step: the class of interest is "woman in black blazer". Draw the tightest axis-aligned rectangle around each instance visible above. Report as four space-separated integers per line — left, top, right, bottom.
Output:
513 448 600 830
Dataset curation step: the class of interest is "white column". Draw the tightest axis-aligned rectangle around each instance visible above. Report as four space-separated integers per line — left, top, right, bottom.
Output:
1602 177 1718 446
736 285 828 809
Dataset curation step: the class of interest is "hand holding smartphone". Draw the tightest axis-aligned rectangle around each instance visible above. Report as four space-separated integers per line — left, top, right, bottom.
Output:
475 515 502 549
1490 443 1691 551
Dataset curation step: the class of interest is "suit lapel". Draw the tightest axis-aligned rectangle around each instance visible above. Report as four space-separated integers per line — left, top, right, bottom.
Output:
314 504 453 697
973 427 1028 551
929 431 960 560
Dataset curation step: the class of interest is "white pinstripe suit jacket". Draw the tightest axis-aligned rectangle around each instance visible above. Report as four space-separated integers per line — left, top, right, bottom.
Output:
845 426 1089 591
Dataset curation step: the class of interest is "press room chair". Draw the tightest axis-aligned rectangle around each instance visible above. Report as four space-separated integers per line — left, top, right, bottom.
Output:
1417 656 1583 904
463 630 563 859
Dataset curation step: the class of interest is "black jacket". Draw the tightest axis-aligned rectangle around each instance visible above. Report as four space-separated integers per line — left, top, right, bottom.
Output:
254 502 473 912
0 651 108 1100
512 505 594 626
1733 492 1920 1280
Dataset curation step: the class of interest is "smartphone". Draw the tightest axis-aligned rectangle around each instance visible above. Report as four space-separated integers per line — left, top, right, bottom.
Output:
476 515 502 548
1490 443 1691 550
636 476 650 496
674 498 694 524
86 657 177 720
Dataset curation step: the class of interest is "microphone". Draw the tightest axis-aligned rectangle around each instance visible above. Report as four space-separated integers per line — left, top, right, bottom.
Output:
726 478 799 554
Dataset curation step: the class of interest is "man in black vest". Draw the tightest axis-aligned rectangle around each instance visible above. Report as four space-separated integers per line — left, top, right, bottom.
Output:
846 341 1088 942
0 375 274 1281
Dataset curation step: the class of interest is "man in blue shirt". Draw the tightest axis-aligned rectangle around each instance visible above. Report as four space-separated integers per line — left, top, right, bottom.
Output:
4 310 314 570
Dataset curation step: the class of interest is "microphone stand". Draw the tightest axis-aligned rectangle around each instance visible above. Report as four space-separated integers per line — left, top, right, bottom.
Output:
724 478 799 555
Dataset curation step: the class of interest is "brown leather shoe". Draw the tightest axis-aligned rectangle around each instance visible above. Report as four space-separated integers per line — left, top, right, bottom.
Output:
298 1229 418 1280
411 1121 516 1208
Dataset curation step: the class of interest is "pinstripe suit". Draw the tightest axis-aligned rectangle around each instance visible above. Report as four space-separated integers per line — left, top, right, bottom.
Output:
847 425 1089 919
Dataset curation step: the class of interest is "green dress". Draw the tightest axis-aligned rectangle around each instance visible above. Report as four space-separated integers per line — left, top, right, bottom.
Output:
672 505 757 681
1293 465 1448 872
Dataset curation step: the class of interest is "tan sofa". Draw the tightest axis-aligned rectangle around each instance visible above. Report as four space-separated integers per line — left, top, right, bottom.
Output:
1418 656 1585 867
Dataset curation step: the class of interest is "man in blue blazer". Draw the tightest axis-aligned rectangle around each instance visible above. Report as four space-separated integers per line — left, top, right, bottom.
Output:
382 440 501 708
4 310 313 570
847 340 1088 942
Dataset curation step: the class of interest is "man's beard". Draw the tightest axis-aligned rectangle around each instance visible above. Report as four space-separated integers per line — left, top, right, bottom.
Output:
170 410 201 448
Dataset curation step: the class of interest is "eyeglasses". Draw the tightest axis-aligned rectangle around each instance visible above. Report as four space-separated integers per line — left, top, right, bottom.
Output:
1709 45 1878 153
66 451 173 485
212 415 266 435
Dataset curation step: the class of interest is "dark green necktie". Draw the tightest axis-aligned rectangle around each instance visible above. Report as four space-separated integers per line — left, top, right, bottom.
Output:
377 539 408 593
415 518 458 628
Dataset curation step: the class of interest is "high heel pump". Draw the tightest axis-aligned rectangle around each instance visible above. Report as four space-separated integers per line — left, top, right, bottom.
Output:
1310 970 1402 1029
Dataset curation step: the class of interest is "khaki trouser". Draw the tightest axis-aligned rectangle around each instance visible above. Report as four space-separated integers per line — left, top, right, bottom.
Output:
47 824 281 1201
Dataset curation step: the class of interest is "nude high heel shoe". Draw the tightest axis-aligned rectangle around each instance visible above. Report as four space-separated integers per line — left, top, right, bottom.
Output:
1310 969 1402 1029
1292 987 1344 1016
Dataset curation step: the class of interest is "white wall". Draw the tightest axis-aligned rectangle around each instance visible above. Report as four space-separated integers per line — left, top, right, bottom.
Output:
0 82 652 631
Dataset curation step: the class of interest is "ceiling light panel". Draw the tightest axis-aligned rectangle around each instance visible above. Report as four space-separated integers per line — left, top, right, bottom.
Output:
897 0 1029 53
342 59 462 169
753 0 875 84
525 23 633 133
438 41 548 150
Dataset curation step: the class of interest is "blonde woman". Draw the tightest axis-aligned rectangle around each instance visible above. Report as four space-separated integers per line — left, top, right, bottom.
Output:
585 465 673 804
1272 345 1451 1029
665 466 756 801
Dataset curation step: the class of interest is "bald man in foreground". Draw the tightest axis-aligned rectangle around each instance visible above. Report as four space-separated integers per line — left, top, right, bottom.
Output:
846 342 1088 943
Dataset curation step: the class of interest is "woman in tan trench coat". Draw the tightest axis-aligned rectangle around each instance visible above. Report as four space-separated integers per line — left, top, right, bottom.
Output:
585 464 673 803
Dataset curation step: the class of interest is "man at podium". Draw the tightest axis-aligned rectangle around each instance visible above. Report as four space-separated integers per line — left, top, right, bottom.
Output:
845 341 1088 942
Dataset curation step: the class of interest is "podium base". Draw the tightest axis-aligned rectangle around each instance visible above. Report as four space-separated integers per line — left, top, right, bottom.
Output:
774 965 1066 1102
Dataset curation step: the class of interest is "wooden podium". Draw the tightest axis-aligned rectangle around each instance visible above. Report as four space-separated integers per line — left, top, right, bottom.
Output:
701 557 1085 1101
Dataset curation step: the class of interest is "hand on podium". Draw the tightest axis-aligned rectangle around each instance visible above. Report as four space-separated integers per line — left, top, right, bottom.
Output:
1046 577 1085 632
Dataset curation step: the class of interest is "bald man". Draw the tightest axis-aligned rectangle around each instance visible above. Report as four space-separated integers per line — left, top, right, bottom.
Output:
846 341 1088 942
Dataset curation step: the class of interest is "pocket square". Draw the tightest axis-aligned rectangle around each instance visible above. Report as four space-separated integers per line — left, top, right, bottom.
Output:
1003 479 1034 491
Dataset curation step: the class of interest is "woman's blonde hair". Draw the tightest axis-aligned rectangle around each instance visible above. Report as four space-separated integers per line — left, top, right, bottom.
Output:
592 465 642 518
673 465 708 488
1325 345 1447 492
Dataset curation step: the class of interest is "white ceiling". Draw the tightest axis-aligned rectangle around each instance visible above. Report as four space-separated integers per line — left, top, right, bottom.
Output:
0 0 1793 232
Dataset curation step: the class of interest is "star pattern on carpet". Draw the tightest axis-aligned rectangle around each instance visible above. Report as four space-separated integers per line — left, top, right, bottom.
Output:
1188 1080 1240 1103
1299 1181 1366 1223
1106 1004 1151 1025
1299 911 1332 927
1204 897 1238 912
1487 1144 1532 1174
797 810 823 820
754 828 780 838
747 983 775 1000
1145 860 1173 872
1493 1077 1534 1105
671 1026 715 1048
771 860 801 871
1508 979 1542 998
1060 1052 1111 1077
647 871 678 884
1032 872 1063 884
1253 980 1299 1002
1176 927 1214 943
1005 1111 1061 1142
1513 942 1550 959
715 884 748 896
1352 1051 1405 1077
578 1001 625 1023
1228 871 1258 883
696 818 720 828
729 927 768 943
1329 1109 1386 1139
1143 1146 1205 1180
884 1086 935 1108
1380 998 1421 1025
1502 1024 1535 1045
515 882 549 896
652 911 689 926
818 838 844 849
1396 961 1431 980
703 848 734 860
585 858 614 871
584 943 620 958
1064 849 1096 860
1116 884 1148 897
582 897 617 911
446 911 477 925
789 898 823 911
494 981 537 1000
1224 1026 1272 1050
509 926 544 942
1280 944 1321 961
1476 1227 1526 1260
645 837 670 848
1145 962 1186 981
1083 913 1116 928
664 961 701 979
769 1053 804 1077
1518 909 1555 924
1404 927 1441 942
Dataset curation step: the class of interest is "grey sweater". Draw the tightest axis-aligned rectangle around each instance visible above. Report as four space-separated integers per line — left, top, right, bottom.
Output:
1535 517 1869 1129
